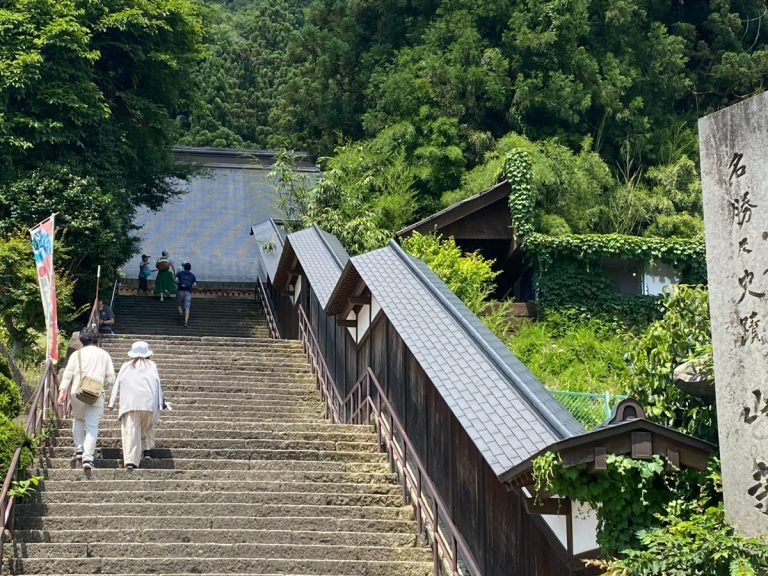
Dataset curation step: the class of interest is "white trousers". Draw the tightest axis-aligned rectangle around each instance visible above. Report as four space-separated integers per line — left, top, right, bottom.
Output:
120 410 155 467
70 393 104 462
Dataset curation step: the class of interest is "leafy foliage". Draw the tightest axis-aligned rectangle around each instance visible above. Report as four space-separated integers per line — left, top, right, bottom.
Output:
532 451 712 555
0 236 75 357
0 413 34 481
508 313 630 395
400 232 499 314
587 504 768 576
624 285 715 442
270 138 417 254
0 0 202 304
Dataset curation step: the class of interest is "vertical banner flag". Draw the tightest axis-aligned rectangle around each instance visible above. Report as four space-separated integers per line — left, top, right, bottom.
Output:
29 215 59 363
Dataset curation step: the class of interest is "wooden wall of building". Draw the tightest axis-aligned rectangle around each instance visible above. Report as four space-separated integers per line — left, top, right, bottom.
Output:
271 280 579 575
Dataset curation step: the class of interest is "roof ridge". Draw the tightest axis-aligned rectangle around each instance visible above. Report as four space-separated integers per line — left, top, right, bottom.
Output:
387 239 579 441
311 224 344 270
269 218 285 248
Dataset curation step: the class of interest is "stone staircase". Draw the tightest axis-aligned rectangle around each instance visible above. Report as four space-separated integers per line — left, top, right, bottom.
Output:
11 296 432 575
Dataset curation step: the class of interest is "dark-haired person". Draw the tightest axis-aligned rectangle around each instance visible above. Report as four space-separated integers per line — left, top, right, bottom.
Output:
138 254 152 296
175 262 197 327
57 329 116 470
97 298 115 335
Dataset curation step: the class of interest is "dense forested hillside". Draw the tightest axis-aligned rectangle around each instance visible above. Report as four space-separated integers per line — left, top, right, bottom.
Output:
180 0 768 242
184 0 768 173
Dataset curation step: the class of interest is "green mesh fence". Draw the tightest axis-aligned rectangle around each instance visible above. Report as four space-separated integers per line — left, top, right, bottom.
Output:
548 390 628 430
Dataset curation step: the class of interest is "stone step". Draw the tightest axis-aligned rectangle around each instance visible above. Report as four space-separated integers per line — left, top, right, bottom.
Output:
53 427 375 442
15 516 415 534
101 336 297 347
8 557 432 575
30 490 403 508
38 479 399 496
17 502 412 521
36 460 389 477
16 528 418 546
54 421 371 435
45 447 388 463
13 542 430 563
48 438 378 452
94 398 325 411
41 456 389 471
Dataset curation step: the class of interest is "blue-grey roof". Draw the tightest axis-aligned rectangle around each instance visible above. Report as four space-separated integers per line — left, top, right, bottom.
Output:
250 219 286 283
285 225 349 308
349 241 584 477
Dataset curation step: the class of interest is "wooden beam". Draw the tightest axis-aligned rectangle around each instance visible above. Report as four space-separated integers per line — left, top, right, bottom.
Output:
587 447 607 473
349 295 370 305
666 447 680 472
337 319 357 328
631 431 653 459
524 497 570 515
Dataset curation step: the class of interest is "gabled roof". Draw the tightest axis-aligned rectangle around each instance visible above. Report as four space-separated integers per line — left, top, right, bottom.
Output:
273 225 350 308
326 240 584 478
397 180 511 237
250 218 287 283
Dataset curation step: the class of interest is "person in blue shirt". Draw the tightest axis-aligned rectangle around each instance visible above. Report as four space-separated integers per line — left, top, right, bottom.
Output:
175 262 197 327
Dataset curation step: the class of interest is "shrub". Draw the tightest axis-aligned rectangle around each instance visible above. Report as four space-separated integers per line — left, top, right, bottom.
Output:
400 232 499 314
0 413 34 481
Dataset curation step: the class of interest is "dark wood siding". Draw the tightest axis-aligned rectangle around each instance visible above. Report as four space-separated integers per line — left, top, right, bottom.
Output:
274 281 579 575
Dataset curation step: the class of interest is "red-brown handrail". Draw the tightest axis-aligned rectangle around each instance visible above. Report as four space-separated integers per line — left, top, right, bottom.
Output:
0 360 60 568
257 279 281 339
297 305 343 422
295 305 482 576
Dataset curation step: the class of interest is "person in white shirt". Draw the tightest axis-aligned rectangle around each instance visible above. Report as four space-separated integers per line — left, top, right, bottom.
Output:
108 341 164 472
57 329 116 470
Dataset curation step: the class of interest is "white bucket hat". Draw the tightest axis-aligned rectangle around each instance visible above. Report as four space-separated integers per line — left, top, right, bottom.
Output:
127 341 153 358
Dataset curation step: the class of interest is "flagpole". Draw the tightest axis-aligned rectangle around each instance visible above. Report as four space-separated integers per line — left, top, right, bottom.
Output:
28 212 59 232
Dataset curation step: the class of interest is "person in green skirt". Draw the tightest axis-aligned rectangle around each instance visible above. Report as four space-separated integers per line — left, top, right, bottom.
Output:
153 250 177 302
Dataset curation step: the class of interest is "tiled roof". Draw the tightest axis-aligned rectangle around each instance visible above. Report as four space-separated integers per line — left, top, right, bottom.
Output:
278 225 349 308
250 219 286 282
347 241 584 477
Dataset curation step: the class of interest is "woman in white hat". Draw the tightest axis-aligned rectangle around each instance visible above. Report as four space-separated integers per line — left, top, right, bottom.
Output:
108 341 164 471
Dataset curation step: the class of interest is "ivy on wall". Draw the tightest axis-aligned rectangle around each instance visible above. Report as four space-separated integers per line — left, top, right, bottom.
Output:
500 150 707 322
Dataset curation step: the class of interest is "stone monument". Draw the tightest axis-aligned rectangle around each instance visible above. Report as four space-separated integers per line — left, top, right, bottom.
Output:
700 90 768 536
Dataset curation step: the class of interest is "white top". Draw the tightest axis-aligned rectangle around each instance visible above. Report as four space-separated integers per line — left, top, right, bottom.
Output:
59 345 116 394
109 359 164 423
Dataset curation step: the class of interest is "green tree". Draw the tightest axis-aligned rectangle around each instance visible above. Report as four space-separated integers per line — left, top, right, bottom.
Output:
400 232 499 313
0 0 202 296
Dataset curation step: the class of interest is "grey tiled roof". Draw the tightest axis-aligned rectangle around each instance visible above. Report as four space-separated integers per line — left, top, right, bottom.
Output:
287 226 349 308
250 219 286 282
350 242 584 477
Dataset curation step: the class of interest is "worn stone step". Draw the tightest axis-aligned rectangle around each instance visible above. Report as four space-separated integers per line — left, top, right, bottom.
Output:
16 528 419 547
37 467 393 483
54 421 372 435
53 427 375 442
49 438 378 452
15 515 416 534
102 335 299 347
14 541 429 563
40 457 389 472
38 479 399 496
17 502 412 521
7 557 432 575
46 447 387 463
32 489 402 507
92 398 326 411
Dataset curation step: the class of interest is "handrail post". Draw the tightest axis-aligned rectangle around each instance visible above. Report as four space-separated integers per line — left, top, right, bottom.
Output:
432 496 440 576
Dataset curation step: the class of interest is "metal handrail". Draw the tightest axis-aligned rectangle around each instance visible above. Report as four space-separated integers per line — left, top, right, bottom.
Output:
0 360 60 568
296 305 481 576
257 279 281 339
108 275 119 311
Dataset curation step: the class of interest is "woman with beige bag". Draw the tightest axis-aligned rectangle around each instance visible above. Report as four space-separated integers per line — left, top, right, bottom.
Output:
108 341 164 472
57 328 116 470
